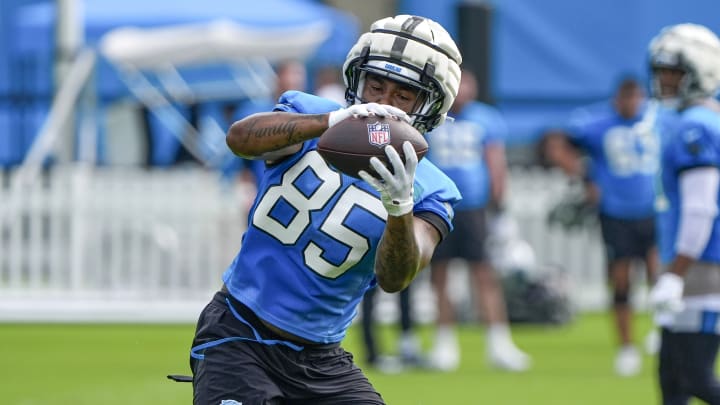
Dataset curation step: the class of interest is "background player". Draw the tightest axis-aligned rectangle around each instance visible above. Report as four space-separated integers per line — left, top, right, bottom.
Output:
647 23 720 404
543 77 662 376
360 280 423 373
189 15 463 405
425 68 531 372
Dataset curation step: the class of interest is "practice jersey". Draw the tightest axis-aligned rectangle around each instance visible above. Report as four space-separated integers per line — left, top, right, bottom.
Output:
657 104 720 264
567 101 662 219
222 91 462 343
425 101 507 210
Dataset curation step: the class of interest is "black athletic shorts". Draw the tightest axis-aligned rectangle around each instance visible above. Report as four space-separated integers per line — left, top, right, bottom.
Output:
658 328 720 404
598 214 656 263
190 290 385 405
431 208 488 262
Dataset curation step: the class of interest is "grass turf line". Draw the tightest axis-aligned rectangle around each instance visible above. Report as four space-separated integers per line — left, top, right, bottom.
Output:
0 313 671 405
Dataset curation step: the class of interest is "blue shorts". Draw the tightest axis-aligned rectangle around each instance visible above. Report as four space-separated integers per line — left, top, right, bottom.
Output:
190 290 385 405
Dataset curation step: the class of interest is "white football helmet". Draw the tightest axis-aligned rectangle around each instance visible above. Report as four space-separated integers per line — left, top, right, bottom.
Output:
648 23 720 104
342 15 462 134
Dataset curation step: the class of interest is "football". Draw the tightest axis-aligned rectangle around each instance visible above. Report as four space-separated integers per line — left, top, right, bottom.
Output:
317 115 428 179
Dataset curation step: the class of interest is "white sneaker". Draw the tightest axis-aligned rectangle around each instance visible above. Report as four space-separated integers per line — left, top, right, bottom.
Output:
614 345 641 377
487 340 531 372
644 329 661 355
428 333 460 372
398 333 424 366
370 355 404 375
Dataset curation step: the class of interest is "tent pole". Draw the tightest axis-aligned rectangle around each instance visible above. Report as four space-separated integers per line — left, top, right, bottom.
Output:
55 0 84 164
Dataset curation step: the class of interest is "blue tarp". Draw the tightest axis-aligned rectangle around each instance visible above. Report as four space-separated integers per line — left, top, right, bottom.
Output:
493 0 720 100
12 0 358 99
3 0 359 166
400 0 720 145
8 0 720 166
14 0 357 58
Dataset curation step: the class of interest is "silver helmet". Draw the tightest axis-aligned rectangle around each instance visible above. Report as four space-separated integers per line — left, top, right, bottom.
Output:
648 23 720 104
343 15 462 133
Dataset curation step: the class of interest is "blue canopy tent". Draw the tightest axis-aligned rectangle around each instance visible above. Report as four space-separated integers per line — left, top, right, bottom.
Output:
7 0 359 167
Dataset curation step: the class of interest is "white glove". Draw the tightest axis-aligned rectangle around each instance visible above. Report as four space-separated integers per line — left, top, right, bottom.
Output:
649 273 685 314
358 141 417 217
327 103 411 128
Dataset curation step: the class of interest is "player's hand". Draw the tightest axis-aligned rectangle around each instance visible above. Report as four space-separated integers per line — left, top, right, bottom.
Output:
649 273 685 316
328 103 411 128
358 141 417 217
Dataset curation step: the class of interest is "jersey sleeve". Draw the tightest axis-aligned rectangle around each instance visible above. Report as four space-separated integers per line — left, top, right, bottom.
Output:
273 90 342 114
412 158 462 237
668 122 720 173
259 91 342 163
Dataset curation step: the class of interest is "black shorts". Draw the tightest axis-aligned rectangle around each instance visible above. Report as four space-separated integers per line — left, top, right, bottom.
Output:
190 291 384 405
658 328 720 403
431 208 488 262
599 214 656 263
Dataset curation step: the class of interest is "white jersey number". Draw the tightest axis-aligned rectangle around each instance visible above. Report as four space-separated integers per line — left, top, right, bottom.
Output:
252 151 387 278
604 125 659 176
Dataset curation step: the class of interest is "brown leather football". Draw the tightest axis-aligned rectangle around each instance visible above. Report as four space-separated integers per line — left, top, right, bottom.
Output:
317 115 428 179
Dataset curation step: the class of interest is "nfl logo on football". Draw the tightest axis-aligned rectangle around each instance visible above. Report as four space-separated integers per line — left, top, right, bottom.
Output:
367 122 391 147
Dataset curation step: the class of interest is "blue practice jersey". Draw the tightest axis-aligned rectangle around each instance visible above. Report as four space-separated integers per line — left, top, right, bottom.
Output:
657 104 720 264
567 101 663 219
222 91 461 343
424 101 506 210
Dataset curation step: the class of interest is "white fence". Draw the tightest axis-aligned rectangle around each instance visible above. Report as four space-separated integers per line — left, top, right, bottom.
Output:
0 166 247 322
0 166 636 323
506 168 608 310
375 167 622 325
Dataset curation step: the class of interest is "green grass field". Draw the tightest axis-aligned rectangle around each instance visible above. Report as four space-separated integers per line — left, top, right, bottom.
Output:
0 313 667 405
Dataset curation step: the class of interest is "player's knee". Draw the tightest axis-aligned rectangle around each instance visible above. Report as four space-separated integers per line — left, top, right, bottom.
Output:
613 289 629 306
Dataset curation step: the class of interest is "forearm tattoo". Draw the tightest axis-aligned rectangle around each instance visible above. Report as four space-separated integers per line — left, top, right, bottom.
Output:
376 217 420 290
246 119 300 147
243 114 326 150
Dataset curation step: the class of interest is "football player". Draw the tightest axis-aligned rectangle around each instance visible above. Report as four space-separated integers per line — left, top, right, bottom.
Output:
424 68 531 372
647 23 720 404
544 77 664 376
189 15 462 405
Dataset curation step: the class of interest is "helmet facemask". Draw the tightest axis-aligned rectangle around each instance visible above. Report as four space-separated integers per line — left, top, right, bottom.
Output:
650 65 690 109
344 47 445 133
648 23 720 108
342 15 462 134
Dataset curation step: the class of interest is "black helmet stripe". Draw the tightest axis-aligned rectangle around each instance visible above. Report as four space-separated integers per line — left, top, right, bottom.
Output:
401 16 425 33
390 37 409 60
371 28 459 64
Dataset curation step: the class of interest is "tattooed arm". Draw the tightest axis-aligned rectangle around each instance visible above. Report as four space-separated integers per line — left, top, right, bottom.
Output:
226 112 328 161
375 216 441 293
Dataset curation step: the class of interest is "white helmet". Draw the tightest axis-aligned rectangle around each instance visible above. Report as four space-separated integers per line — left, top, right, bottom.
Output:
648 23 720 103
342 15 462 133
